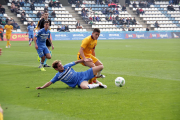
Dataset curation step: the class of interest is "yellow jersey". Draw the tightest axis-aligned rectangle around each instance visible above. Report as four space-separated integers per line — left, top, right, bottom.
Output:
78 35 97 56
4 25 13 34
0 112 3 120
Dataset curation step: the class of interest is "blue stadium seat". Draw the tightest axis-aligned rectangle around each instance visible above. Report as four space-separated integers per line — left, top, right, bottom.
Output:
34 3 38 6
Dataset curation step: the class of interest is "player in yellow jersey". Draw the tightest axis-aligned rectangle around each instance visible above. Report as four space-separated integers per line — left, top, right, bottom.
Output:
77 28 106 84
0 105 3 120
4 21 13 48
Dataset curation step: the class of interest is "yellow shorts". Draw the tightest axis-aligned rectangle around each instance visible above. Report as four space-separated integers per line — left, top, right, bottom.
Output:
0 112 3 120
77 54 98 66
6 34 11 40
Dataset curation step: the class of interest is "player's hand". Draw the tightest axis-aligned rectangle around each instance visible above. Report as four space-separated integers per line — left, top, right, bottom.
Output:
36 87 42 89
84 58 93 62
35 44 38 49
52 45 54 50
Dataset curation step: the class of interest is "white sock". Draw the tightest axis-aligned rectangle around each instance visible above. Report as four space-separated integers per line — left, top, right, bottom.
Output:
39 62 44 68
97 70 102 76
30 40 32 44
88 84 99 89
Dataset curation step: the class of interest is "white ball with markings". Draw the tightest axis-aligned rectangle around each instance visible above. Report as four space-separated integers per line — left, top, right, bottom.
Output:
115 77 125 87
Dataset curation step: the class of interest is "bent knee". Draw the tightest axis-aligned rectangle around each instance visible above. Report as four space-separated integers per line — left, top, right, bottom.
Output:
99 65 104 69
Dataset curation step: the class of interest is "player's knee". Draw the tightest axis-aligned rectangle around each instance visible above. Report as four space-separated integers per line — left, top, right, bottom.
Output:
81 86 89 89
99 65 104 70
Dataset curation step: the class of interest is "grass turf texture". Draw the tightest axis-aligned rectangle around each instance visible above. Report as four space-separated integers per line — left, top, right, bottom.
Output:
0 39 180 120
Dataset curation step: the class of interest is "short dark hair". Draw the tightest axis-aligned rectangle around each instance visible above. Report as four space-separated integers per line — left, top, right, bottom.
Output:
44 21 49 25
93 28 100 33
52 60 61 69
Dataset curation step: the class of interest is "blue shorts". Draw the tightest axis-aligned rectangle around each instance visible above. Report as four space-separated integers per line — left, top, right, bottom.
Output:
29 34 34 39
77 68 95 87
36 46 50 58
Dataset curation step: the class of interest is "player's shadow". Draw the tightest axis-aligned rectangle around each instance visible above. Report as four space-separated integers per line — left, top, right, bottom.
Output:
44 87 82 92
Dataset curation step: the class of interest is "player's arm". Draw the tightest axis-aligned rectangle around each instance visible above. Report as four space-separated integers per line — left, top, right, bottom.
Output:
36 81 52 89
74 59 93 64
34 30 42 49
79 38 92 62
47 38 54 50
33 36 38 49
92 48 95 57
47 31 54 50
79 47 92 62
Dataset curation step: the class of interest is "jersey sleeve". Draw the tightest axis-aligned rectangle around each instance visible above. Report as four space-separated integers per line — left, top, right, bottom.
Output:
50 74 59 83
38 19 42 28
81 37 91 49
64 62 76 68
35 29 42 37
4 25 6 29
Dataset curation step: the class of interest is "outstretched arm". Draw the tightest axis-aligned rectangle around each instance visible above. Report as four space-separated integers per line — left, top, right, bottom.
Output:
74 58 92 64
36 81 52 89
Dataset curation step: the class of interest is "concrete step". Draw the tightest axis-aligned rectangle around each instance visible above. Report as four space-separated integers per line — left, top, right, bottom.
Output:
3 5 27 32
64 6 92 31
126 7 148 29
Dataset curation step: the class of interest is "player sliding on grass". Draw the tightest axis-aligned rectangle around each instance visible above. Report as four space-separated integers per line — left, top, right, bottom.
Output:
34 21 54 71
36 59 107 89
77 28 106 85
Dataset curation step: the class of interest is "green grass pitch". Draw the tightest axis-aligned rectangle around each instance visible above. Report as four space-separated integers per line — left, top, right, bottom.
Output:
0 39 180 120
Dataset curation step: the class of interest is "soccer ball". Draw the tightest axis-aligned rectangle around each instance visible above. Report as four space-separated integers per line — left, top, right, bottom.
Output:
115 77 125 87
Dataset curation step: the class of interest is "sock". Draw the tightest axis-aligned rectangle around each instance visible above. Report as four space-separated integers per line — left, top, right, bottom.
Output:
50 51 52 56
88 84 99 89
39 62 44 68
88 77 96 83
6 41 8 46
97 70 102 77
44 57 47 65
8 41 10 45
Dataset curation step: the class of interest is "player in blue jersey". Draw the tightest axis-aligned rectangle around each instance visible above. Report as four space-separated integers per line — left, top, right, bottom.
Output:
34 21 54 71
27 22 35 46
36 59 107 89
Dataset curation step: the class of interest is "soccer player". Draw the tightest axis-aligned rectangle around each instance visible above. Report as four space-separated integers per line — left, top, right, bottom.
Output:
77 28 105 84
26 22 35 46
35 13 44 30
34 21 54 71
4 21 13 48
0 105 3 120
0 48 2 55
0 26 4 41
37 12 52 67
36 59 107 89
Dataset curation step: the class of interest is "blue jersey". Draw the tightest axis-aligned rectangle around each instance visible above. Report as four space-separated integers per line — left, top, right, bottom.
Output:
27 25 35 35
50 62 86 88
35 28 50 47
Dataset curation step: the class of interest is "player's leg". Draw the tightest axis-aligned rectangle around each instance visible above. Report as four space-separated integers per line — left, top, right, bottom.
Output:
44 39 51 67
79 67 107 89
94 60 105 78
80 81 100 89
6 34 11 48
37 48 46 71
43 47 51 67
29 35 34 46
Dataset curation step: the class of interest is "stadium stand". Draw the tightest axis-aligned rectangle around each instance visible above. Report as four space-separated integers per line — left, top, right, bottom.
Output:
4 0 180 32
7 0 87 32
129 1 180 31
71 0 146 31
0 3 22 33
